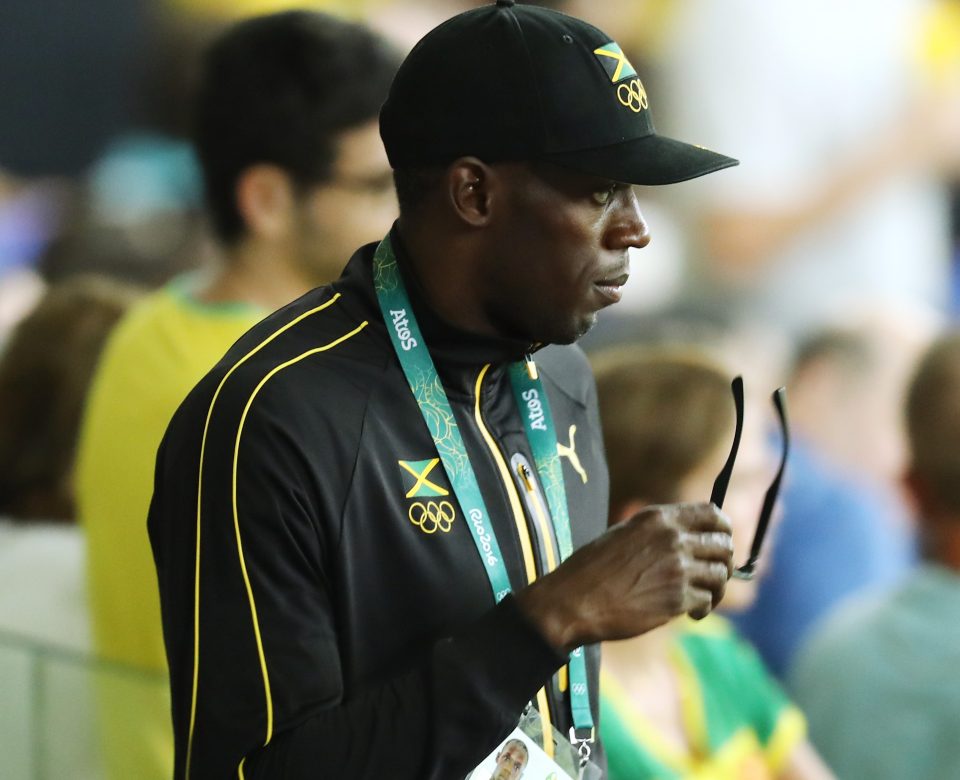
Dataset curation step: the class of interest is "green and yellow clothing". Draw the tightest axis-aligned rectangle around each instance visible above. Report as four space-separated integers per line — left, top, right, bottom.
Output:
76 277 264 780
601 617 805 780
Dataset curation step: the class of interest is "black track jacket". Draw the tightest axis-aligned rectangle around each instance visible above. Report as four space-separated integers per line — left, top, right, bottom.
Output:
149 232 610 778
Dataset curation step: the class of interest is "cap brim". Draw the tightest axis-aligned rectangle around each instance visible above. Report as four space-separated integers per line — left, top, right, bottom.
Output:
544 133 738 186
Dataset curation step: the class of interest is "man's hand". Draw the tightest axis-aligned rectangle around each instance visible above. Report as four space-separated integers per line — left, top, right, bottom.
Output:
515 503 733 653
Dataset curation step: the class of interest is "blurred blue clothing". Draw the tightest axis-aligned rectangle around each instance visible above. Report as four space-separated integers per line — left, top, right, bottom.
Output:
730 439 916 678
789 564 960 780
0 184 64 276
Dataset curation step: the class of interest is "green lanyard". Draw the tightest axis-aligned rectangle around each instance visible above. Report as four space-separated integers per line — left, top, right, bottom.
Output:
372 236 594 738
507 363 592 735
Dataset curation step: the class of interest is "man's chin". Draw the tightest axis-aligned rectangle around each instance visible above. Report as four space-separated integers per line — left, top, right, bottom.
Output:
501 310 597 347
563 312 598 345
534 312 598 346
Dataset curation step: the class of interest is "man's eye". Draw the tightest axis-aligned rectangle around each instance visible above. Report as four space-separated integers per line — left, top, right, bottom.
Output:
592 185 616 206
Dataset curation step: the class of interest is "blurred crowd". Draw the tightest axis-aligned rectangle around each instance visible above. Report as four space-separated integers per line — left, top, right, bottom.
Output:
1 0 958 778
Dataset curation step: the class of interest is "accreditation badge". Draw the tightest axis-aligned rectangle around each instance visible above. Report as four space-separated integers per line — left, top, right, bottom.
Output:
467 727 574 780
467 707 602 780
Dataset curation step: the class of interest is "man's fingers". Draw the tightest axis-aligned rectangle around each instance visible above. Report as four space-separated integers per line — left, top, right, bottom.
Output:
688 558 730 589
683 530 735 580
685 558 729 610
684 586 714 621
683 530 734 567
675 502 733 535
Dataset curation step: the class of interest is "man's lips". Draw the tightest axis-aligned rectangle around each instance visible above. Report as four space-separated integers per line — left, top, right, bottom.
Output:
593 272 630 304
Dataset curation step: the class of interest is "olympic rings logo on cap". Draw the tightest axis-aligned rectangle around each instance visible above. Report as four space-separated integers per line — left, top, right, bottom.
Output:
617 79 648 113
408 500 456 534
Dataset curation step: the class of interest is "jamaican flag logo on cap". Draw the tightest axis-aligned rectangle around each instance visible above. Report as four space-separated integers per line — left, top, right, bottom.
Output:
594 41 648 113
593 42 637 83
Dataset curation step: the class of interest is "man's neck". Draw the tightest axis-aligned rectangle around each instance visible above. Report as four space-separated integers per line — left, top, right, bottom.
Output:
196 239 314 312
396 217 500 339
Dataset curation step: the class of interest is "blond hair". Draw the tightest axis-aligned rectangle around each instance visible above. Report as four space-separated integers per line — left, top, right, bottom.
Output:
592 346 734 517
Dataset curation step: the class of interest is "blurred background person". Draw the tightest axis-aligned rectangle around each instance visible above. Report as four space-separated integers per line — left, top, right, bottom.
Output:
732 307 940 677
790 330 960 780
0 276 139 780
593 347 834 780
655 0 960 335
0 276 140 521
74 12 400 778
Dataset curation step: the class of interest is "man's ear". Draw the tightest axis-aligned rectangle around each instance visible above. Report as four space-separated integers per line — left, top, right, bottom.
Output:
446 157 494 227
235 164 297 240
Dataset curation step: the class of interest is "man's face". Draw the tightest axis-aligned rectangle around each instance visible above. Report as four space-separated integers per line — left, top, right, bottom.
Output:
293 118 397 285
491 741 528 780
480 162 650 345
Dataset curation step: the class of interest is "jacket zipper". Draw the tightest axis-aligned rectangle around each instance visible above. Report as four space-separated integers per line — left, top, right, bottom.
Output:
472 363 557 757
473 365 537 584
510 453 559 574
510 452 570 695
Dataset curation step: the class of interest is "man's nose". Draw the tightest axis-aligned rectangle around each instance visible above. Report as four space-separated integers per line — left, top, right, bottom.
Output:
604 187 651 251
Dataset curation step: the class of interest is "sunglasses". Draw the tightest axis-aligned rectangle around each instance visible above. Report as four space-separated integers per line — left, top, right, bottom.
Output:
709 376 790 581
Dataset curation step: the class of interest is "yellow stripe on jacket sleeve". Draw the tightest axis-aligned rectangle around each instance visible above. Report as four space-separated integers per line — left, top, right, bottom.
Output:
231 321 368 747
186 291 344 778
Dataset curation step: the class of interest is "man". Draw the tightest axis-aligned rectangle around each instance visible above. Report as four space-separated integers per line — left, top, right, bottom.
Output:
491 738 529 780
790 330 960 780
76 12 399 778
149 2 739 777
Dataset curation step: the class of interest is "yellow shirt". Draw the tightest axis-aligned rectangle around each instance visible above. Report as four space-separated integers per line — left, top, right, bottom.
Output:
76 278 264 779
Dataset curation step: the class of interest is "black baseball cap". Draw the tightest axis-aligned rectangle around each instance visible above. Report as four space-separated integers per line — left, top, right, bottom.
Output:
379 0 738 185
